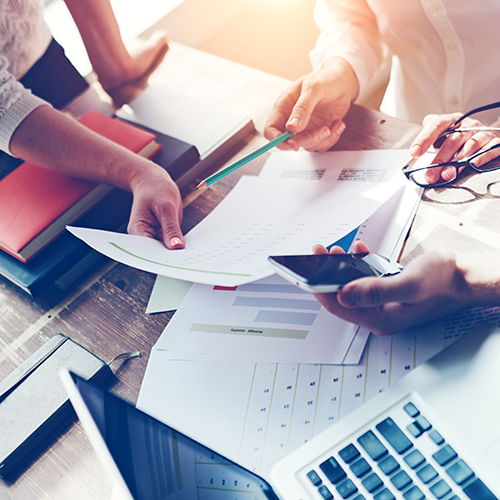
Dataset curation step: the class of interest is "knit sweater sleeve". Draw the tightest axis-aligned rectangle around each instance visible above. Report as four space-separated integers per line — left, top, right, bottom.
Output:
0 55 49 156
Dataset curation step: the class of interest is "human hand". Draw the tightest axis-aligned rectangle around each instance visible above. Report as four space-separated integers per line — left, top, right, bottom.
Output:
99 30 170 106
409 113 500 185
311 242 469 336
127 164 185 250
264 57 358 152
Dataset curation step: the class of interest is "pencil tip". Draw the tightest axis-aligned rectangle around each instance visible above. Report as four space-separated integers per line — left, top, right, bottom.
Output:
195 181 207 190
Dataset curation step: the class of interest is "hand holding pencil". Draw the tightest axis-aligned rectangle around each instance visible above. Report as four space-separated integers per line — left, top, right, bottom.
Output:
195 131 294 190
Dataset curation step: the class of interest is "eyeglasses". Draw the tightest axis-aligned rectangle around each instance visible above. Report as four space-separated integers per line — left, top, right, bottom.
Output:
403 101 500 187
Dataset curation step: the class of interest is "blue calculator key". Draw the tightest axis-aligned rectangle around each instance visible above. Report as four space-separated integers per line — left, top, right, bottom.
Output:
432 445 457 466
321 457 347 485
391 470 412 491
407 423 423 438
353 495 366 500
379 456 400 476
414 416 432 433
429 430 444 446
417 464 438 484
403 486 425 500
430 479 451 499
463 478 498 500
404 403 420 418
340 444 361 464
404 449 426 469
362 473 384 493
318 485 334 500
358 431 388 461
376 418 413 454
374 488 395 500
446 459 474 485
351 458 372 478
337 479 358 499
307 470 322 486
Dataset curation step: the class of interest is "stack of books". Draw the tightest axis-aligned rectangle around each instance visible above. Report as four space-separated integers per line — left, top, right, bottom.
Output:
0 86 254 296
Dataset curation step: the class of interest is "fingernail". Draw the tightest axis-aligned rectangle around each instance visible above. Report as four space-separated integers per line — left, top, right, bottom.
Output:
341 288 357 306
410 145 421 157
169 237 184 248
334 121 346 135
288 117 300 128
320 127 331 141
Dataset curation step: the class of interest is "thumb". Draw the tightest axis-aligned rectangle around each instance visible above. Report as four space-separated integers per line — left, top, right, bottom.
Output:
337 273 412 308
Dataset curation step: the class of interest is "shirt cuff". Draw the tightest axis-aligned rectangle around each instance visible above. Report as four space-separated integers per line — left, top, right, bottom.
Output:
0 91 50 156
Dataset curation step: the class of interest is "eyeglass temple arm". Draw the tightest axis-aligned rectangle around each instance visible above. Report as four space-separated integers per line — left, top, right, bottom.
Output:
433 103 500 149
452 100 500 126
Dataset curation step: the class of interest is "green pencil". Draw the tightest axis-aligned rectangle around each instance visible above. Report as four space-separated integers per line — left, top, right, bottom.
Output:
195 131 294 189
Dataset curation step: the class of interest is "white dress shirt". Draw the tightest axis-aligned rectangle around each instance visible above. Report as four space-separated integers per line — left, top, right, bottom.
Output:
310 0 500 125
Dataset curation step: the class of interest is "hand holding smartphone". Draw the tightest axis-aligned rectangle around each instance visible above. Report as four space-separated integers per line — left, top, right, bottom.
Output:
268 253 403 293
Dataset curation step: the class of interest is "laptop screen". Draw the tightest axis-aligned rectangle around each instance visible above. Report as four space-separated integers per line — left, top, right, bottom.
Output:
73 374 278 500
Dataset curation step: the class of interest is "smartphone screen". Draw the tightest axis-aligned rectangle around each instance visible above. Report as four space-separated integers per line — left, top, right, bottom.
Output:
268 253 402 293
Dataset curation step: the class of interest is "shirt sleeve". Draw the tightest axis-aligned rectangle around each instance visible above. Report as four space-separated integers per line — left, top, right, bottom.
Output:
0 55 50 156
309 0 385 96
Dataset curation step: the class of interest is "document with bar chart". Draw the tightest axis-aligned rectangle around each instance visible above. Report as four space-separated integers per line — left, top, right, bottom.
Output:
154 272 366 365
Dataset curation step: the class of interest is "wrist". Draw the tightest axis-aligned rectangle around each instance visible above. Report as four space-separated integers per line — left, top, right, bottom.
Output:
321 57 359 102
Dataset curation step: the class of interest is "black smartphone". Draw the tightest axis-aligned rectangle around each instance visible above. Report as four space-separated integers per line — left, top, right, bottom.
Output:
268 252 403 293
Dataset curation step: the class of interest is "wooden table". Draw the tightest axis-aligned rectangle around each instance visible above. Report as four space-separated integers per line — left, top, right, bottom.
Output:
0 42 445 499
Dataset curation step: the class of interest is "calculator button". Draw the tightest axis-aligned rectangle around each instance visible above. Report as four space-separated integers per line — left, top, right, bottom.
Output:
404 449 425 469
340 444 361 464
404 403 420 418
318 485 334 500
362 473 383 493
407 423 423 438
432 445 457 466
352 495 366 500
403 486 425 500
358 431 388 461
417 463 438 484
337 479 358 499
374 488 395 500
430 479 451 499
351 458 372 478
463 478 498 500
376 418 413 454
378 456 400 476
320 457 347 485
415 416 432 433
390 470 412 491
307 470 322 486
446 459 474 485
429 430 444 445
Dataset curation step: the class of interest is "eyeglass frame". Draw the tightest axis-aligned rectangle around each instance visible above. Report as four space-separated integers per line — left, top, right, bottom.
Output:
402 100 500 187
402 141 500 187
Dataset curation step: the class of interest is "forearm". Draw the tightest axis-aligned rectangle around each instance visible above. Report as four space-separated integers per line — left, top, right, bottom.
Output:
63 0 132 88
311 0 384 95
9 105 160 190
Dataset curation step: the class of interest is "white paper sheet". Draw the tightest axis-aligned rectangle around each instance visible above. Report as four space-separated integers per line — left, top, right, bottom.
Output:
155 273 362 364
138 305 500 480
69 150 411 286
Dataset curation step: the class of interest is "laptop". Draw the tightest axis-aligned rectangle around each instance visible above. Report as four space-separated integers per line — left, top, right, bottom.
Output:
60 323 500 500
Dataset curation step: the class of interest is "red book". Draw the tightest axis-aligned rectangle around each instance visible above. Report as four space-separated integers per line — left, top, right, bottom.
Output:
0 110 160 262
